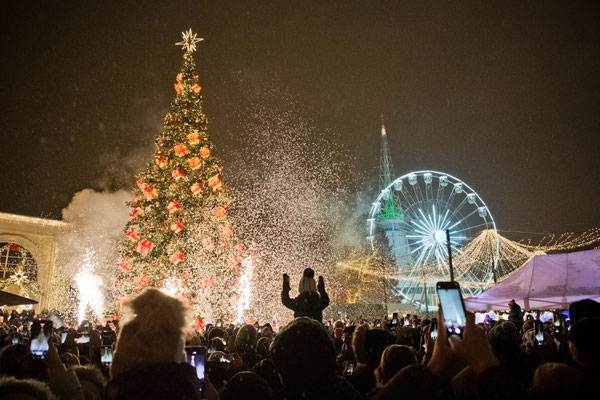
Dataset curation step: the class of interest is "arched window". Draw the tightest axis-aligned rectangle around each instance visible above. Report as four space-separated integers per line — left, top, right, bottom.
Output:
0 243 38 284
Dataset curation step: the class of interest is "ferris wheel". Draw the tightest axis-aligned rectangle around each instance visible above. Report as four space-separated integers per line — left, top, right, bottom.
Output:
367 170 499 307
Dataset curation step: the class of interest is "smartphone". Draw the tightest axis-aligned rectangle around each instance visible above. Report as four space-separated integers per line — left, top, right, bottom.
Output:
75 335 90 344
61 332 68 343
30 336 49 359
185 347 205 393
376 322 381 328
430 321 438 340
534 320 544 346
258 327 262 334
102 331 115 345
404 318 411 327
219 356 230 363
436 281 467 337
12 336 20 345
346 363 355 375
552 311 561 334
391 312 398 326
100 346 113 366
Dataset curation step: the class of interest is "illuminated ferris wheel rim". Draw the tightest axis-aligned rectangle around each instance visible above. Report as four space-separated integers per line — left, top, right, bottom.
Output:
367 170 498 253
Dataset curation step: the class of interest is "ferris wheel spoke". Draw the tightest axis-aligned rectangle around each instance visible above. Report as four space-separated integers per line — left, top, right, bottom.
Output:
400 187 416 210
447 197 469 223
436 182 445 205
448 208 479 230
450 222 489 236
438 209 451 231
417 209 435 231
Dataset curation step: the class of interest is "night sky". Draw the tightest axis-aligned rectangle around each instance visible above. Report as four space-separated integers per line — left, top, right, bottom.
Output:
1 1 599 236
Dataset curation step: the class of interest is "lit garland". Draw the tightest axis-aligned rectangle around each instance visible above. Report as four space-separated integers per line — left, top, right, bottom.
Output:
340 228 600 291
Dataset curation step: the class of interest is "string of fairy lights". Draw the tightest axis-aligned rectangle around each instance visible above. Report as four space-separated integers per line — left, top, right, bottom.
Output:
339 228 600 290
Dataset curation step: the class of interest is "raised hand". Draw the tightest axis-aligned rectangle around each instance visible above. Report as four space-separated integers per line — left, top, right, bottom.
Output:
447 311 497 374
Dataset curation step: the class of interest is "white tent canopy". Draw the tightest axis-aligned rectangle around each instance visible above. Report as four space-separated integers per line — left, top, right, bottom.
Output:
465 249 600 311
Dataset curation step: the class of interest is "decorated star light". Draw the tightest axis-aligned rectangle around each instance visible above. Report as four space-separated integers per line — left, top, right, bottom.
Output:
8 268 29 286
176 29 204 53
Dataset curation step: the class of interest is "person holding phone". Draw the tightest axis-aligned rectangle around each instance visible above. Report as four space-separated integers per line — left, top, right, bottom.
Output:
281 268 330 323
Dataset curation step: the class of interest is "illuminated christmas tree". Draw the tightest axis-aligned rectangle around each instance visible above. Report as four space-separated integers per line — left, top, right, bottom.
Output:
115 30 245 324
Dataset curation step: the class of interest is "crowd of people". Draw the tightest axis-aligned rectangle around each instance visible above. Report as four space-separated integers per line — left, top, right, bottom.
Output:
0 268 598 399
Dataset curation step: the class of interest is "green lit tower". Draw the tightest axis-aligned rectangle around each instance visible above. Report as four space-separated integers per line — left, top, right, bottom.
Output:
376 118 411 269
378 116 403 220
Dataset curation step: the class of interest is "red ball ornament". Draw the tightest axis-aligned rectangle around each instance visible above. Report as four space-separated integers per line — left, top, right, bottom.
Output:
188 157 202 170
174 143 189 157
168 200 181 213
199 147 211 158
176 73 183 83
170 251 185 265
125 227 140 242
117 255 131 272
170 221 184 233
143 187 157 200
137 240 153 256
137 274 151 287
190 182 203 195
193 84 202 93
172 168 184 180
137 180 148 191
211 206 227 220
156 156 168 167
174 82 184 93
187 131 200 145
208 175 222 190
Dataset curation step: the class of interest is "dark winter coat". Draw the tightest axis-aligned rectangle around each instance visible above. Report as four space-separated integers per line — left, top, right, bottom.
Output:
104 362 202 400
281 284 330 323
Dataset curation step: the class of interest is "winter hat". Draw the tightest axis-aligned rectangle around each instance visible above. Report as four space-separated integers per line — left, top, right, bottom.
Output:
522 319 534 333
110 288 188 378
221 371 275 400
569 300 600 323
208 327 228 341
256 337 272 357
270 317 336 387
532 362 584 400
569 317 600 364
298 268 317 294
488 321 519 355
235 324 258 352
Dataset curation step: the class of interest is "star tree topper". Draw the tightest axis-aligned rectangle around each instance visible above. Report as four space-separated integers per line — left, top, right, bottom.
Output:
176 29 204 53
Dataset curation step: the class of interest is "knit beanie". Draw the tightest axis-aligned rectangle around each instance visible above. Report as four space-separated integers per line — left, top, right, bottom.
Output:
488 320 519 355
235 324 258 352
533 362 584 400
298 268 317 293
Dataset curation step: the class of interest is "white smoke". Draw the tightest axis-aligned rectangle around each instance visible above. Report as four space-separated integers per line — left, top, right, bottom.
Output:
57 189 131 319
